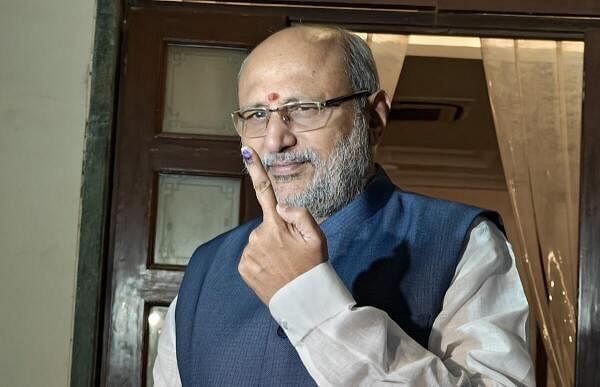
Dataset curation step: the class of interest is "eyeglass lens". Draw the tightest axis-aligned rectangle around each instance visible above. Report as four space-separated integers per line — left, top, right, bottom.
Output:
236 103 334 138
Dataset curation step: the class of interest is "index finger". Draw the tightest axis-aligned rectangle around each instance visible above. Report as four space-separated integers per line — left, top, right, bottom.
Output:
241 146 280 222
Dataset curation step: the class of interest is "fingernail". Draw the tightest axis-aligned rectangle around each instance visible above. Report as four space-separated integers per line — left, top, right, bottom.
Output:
241 147 253 164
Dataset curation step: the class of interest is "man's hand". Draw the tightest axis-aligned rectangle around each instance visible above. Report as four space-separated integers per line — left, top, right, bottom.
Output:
238 146 328 305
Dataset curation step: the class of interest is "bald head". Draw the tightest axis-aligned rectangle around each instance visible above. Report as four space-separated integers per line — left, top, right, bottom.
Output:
244 25 347 68
238 26 379 107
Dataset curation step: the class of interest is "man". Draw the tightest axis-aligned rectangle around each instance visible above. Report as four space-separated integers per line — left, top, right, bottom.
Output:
154 26 534 386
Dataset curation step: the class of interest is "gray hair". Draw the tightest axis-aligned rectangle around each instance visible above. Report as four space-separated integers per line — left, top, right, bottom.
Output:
334 27 379 133
336 28 379 94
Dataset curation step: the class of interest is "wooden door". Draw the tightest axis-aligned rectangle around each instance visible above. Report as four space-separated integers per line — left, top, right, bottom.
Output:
100 7 286 386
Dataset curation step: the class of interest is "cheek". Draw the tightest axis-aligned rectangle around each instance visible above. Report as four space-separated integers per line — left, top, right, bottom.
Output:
243 138 266 156
299 131 343 161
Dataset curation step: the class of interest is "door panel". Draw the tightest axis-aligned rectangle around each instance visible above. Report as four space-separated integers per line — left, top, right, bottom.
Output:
102 8 287 386
153 173 242 267
161 45 246 136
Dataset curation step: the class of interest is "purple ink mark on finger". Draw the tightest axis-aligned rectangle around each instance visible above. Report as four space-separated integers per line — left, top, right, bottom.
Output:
241 147 253 164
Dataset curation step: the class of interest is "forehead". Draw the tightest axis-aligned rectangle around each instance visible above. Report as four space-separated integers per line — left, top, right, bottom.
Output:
238 28 351 104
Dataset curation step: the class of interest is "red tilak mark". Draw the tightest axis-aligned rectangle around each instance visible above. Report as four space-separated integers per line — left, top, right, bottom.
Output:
267 92 280 102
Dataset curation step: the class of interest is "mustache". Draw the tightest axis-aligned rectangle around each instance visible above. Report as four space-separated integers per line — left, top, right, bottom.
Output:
261 149 320 169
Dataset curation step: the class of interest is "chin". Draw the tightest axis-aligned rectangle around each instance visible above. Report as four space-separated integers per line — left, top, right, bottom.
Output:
273 180 308 204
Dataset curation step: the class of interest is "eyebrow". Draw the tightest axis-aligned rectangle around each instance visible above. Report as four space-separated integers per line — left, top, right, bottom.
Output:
239 96 320 111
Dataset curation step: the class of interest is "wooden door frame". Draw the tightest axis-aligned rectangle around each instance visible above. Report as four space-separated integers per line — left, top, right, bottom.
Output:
70 0 123 386
575 28 600 387
71 1 600 386
101 8 287 386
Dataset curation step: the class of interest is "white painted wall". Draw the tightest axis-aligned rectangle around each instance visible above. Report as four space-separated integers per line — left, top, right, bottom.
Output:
0 1 96 386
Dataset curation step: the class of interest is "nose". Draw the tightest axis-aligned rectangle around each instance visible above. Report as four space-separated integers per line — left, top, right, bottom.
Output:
263 111 297 153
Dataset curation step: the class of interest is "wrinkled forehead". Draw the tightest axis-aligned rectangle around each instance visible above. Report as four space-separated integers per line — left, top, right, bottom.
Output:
238 27 351 102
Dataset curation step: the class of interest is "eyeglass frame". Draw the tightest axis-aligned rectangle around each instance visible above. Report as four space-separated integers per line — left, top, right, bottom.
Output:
231 89 371 138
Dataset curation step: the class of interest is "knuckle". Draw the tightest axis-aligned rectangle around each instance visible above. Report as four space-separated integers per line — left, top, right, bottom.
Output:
253 179 271 194
238 251 257 273
238 256 248 274
248 230 259 244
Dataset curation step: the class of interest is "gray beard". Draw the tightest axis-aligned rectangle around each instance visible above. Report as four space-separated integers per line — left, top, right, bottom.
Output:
262 113 373 220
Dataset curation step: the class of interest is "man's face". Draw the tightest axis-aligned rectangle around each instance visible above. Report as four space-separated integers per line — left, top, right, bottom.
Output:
238 30 366 216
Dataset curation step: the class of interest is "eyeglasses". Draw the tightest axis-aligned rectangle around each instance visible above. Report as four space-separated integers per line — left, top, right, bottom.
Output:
231 90 370 138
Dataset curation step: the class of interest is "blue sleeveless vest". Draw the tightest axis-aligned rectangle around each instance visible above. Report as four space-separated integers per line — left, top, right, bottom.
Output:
176 169 501 386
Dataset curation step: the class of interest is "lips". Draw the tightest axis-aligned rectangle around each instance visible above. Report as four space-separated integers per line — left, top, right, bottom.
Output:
268 161 307 176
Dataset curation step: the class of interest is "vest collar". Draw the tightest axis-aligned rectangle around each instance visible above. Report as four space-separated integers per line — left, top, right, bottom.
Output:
320 166 396 252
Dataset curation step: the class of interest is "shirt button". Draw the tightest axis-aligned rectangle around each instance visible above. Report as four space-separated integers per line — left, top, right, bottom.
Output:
276 326 287 338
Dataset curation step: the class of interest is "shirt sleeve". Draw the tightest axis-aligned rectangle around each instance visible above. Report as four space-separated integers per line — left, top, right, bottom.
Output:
268 219 535 386
153 297 182 387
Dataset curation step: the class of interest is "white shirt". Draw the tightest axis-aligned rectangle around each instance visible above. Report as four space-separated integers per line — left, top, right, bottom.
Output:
153 220 534 386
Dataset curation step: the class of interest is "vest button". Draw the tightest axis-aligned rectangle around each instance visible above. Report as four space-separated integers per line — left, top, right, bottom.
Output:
276 326 287 338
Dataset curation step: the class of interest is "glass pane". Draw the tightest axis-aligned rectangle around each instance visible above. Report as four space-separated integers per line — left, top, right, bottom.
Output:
163 45 246 135
146 306 168 387
154 174 241 266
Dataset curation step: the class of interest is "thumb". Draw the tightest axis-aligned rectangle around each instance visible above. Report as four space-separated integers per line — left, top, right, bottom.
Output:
276 204 321 242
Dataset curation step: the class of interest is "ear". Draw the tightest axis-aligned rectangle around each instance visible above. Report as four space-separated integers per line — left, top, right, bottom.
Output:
367 89 391 146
